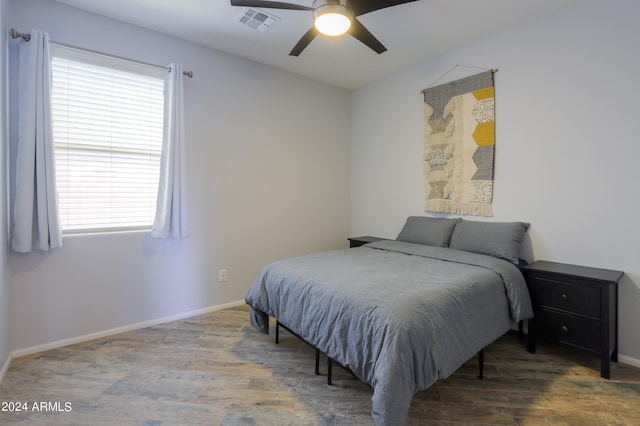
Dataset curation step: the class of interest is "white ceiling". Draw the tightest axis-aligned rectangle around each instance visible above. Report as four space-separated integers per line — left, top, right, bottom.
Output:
51 0 579 90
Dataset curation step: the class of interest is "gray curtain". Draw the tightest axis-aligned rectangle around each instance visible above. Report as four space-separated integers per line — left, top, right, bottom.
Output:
151 63 190 239
10 30 62 253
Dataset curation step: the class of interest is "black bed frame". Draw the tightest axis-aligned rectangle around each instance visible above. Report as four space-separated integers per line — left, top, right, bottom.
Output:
275 320 486 385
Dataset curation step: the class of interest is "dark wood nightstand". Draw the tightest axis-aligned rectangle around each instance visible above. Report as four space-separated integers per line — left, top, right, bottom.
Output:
523 260 623 379
347 236 387 248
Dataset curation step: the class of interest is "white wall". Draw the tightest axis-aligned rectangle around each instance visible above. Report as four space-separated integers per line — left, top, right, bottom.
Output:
7 0 351 352
0 0 11 376
351 0 640 364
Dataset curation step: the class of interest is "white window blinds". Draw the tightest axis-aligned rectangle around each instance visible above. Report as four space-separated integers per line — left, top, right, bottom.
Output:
51 47 165 233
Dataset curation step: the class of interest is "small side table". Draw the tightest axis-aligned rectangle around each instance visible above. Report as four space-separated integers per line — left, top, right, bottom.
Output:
523 260 623 379
347 236 387 248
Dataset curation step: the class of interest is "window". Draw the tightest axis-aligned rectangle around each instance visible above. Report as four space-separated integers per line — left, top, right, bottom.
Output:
50 46 165 234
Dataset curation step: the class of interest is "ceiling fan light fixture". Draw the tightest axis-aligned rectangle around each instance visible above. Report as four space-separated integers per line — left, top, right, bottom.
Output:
313 1 353 37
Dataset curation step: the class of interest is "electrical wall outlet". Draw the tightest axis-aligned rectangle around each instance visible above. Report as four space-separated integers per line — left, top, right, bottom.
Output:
218 269 228 283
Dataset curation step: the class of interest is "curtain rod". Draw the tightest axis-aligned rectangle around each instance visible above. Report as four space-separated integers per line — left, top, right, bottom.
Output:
10 28 193 78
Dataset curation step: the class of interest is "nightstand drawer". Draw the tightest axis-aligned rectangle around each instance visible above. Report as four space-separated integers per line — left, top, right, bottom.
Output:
537 309 601 353
534 276 600 318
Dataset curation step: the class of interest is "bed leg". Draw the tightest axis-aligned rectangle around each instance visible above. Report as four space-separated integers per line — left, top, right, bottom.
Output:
275 321 280 344
518 320 524 339
327 358 333 385
315 349 320 375
478 349 484 380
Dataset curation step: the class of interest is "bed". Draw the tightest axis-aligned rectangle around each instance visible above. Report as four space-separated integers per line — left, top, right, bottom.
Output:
245 217 533 425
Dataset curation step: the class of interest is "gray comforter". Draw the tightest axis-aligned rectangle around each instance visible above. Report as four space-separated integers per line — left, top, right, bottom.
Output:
245 240 533 425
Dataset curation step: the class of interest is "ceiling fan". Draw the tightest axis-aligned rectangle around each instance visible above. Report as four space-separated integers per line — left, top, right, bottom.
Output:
230 0 420 56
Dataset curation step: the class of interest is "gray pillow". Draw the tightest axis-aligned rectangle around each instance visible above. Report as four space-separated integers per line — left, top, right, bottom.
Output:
449 220 530 263
396 216 461 247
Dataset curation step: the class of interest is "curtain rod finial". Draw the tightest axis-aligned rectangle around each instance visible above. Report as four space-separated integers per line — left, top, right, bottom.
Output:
10 28 31 42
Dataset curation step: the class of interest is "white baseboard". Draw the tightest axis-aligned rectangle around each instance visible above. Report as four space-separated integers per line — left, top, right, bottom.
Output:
9 299 246 359
0 352 10 383
618 354 640 369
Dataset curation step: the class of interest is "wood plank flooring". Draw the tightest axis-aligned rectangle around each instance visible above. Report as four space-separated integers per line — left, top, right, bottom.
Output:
1 305 639 425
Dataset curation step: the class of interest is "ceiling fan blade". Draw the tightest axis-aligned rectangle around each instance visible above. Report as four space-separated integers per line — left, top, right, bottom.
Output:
351 0 420 17
230 0 312 11
348 18 387 54
289 27 319 56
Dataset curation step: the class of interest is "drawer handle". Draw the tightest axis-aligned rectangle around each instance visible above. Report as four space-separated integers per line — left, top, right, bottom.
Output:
561 293 568 300
561 325 568 333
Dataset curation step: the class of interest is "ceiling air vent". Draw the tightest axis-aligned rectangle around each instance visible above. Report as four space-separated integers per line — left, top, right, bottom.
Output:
236 8 280 32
